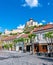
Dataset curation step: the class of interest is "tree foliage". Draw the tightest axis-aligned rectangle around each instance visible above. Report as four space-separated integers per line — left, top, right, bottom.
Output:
10 33 17 35
9 44 13 48
45 31 53 38
13 39 18 43
0 32 2 35
4 44 9 49
28 33 36 39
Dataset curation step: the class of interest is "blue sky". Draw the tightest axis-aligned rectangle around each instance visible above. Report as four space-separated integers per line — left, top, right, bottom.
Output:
0 0 53 32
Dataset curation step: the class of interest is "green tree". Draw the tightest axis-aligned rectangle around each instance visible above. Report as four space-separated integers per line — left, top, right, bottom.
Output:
13 39 18 50
17 38 24 42
17 38 27 51
4 44 9 50
45 31 53 53
28 33 36 54
28 33 36 43
0 32 2 35
10 33 17 35
45 31 53 39
9 44 13 51
13 38 25 51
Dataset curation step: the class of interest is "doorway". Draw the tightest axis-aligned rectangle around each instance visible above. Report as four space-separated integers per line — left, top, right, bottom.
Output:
26 45 31 52
19 47 22 50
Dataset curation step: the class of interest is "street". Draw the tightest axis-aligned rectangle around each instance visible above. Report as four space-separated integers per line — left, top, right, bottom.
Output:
0 50 53 65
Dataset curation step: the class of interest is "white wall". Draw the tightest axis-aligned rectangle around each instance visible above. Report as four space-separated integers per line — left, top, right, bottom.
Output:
16 42 24 51
16 46 19 51
34 28 53 44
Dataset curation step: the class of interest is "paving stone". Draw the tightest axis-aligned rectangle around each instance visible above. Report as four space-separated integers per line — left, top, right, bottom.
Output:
0 50 53 65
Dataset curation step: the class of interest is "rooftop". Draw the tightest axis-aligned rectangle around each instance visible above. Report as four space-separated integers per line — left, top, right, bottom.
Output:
33 24 53 32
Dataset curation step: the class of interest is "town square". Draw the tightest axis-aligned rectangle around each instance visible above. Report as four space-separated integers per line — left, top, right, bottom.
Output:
0 0 53 65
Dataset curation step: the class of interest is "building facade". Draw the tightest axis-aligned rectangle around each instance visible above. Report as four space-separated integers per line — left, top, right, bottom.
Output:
33 24 53 53
25 18 38 27
1 35 20 51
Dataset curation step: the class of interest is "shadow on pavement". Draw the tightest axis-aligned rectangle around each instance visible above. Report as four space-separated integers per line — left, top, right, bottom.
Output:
0 57 8 60
0 55 25 60
39 57 53 62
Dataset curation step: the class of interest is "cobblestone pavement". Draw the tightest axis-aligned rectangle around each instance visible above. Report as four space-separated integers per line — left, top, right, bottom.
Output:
0 50 53 65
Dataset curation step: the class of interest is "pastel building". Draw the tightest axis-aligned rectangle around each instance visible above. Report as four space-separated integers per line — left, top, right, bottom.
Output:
1 35 20 50
33 24 53 53
1 23 53 53
16 33 28 52
1 33 27 51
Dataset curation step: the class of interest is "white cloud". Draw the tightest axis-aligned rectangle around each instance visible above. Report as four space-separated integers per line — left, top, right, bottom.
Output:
22 0 39 8
38 23 43 25
49 22 53 24
42 20 46 23
35 22 39 25
17 24 25 29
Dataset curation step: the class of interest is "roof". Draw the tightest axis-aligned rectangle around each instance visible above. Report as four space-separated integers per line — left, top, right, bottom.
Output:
33 24 53 32
2 24 53 41
1 34 20 41
21 34 28 38
1 33 28 41
17 33 28 38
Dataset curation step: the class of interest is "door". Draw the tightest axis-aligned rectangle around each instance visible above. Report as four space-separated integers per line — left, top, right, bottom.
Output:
26 45 30 52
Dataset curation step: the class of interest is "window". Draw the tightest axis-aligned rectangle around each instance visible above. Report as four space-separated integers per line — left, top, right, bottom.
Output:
37 35 39 40
42 45 47 49
42 34 45 39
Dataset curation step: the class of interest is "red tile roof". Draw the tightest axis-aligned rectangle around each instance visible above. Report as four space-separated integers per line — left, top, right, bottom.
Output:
2 34 28 41
2 24 53 41
33 24 53 32
19 34 28 38
2 34 20 41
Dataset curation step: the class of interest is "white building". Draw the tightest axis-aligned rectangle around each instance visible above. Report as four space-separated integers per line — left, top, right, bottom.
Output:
33 24 53 53
25 18 38 27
